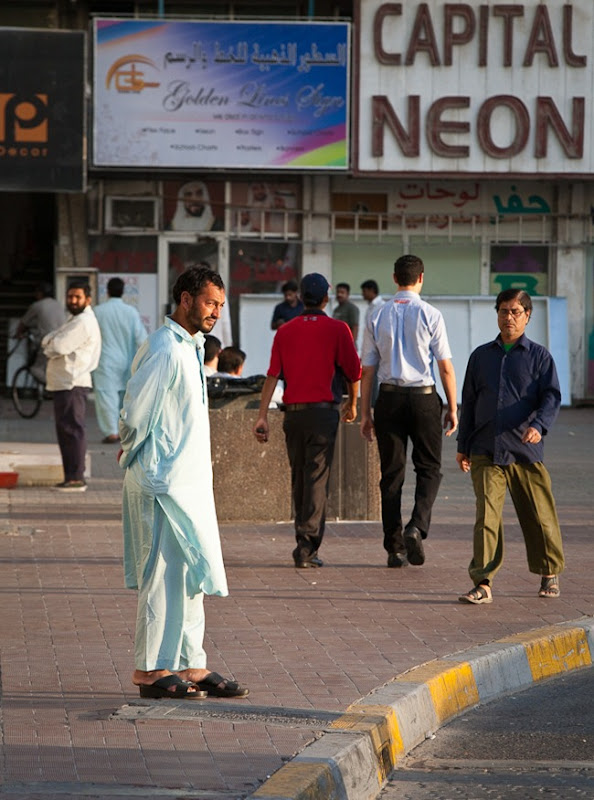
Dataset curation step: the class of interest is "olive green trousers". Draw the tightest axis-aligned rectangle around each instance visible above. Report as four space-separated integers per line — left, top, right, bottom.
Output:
468 455 565 586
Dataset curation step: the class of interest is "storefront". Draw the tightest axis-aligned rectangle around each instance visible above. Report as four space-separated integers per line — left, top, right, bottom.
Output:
50 2 594 401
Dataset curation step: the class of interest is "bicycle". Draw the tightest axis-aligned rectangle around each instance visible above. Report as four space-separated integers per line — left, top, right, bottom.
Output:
7 333 46 418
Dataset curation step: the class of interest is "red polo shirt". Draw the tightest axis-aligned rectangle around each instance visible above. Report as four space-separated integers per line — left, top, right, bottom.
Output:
267 311 361 404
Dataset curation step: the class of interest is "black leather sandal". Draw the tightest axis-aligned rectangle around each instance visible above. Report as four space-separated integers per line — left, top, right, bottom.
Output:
196 671 249 698
538 576 560 598
138 675 207 699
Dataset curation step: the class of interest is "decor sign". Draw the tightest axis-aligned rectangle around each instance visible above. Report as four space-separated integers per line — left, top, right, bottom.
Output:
0 29 85 192
93 18 349 170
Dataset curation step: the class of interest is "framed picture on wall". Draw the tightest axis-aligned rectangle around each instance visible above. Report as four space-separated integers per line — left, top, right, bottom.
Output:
231 181 300 236
163 179 225 233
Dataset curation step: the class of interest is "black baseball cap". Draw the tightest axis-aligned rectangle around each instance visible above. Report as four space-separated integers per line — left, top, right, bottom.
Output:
300 273 330 306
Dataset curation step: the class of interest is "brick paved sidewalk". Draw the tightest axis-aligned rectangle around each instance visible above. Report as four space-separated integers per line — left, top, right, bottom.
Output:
0 397 592 800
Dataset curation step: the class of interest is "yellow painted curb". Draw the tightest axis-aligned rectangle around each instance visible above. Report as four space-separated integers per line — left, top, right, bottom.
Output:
331 704 405 779
500 625 592 681
251 762 335 800
396 659 480 723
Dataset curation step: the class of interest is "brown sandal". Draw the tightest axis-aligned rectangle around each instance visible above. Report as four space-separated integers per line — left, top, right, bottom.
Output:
538 576 560 598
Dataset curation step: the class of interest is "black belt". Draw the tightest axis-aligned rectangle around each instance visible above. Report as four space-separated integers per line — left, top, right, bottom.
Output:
283 402 340 412
379 384 435 395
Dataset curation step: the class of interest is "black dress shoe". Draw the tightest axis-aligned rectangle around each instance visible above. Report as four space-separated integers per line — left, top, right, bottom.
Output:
404 526 425 565
294 555 324 568
387 551 409 568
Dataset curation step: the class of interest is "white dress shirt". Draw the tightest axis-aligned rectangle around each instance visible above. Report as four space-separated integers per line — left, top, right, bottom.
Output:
42 306 102 391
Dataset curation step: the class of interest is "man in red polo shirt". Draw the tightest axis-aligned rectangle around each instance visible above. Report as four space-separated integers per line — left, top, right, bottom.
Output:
253 273 361 568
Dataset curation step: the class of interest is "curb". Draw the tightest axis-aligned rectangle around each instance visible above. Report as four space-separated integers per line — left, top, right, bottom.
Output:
249 617 594 800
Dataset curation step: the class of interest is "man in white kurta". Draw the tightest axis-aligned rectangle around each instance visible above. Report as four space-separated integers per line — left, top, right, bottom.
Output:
119 266 249 700
93 278 147 443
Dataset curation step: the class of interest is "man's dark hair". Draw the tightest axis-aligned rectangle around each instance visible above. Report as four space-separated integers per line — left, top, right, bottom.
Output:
107 277 125 298
394 254 424 286
360 279 379 295
495 288 533 314
336 282 350 293
35 281 54 298
172 265 224 305
282 280 298 293
204 334 222 364
68 279 91 298
218 346 246 374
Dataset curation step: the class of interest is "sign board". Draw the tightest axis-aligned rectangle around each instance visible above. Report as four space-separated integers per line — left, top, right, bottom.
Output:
93 18 349 170
0 28 85 192
355 1 592 176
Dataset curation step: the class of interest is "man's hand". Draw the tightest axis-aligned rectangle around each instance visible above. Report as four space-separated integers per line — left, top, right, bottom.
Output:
443 407 458 437
360 415 375 442
456 452 471 472
253 418 269 443
521 426 542 444
341 399 357 423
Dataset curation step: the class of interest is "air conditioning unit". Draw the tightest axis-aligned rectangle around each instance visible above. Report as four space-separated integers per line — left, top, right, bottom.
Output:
105 196 159 232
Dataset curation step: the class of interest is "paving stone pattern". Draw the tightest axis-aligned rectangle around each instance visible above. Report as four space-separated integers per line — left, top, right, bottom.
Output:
0 397 592 799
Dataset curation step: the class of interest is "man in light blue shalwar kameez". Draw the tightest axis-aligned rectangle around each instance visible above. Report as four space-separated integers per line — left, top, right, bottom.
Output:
119 266 249 700
93 278 147 444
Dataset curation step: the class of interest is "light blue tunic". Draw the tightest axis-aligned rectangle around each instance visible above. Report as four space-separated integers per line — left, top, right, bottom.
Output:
93 298 147 436
119 316 228 600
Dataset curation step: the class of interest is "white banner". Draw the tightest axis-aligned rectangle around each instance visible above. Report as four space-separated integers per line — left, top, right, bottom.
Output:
93 18 349 170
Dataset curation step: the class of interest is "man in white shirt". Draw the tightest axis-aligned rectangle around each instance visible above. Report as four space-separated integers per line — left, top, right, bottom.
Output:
360 279 385 404
42 281 102 492
360 256 457 569
360 279 385 326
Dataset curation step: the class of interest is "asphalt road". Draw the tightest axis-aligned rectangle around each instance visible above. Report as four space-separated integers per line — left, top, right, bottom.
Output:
381 667 594 800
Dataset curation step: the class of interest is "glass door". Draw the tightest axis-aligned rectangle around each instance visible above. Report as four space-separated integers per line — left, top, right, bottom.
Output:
158 234 232 345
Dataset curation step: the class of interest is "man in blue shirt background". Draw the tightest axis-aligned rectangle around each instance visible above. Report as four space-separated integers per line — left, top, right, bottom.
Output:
457 288 565 604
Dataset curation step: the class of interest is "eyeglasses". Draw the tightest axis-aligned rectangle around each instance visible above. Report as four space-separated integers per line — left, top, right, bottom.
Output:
497 308 527 318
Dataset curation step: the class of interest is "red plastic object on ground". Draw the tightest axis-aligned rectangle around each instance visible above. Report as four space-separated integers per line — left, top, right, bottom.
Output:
0 472 18 489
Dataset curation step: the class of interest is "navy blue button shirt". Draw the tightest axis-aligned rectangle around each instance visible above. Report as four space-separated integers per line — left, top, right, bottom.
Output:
457 334 561 465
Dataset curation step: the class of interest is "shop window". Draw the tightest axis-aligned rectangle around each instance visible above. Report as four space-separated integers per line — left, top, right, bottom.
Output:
332 193 387 231
105 197 159 232
229 239 301 341
89 235 158 274
490 243 549 295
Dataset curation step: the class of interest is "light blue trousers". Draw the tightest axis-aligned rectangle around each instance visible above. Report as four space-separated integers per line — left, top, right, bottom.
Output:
94 386 125 437
134 501 207 672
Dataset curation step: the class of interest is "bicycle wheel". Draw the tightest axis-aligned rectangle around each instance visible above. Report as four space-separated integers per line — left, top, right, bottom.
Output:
12 366 43 418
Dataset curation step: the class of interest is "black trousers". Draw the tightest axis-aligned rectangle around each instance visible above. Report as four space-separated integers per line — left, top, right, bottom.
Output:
373 388 443 554
53 387 89 482
283 407 339 558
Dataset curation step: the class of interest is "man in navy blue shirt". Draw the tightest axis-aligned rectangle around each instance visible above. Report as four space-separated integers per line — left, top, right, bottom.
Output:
457 289 565 604
270 280 304 330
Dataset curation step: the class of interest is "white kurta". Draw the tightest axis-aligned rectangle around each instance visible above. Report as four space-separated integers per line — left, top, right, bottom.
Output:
93 297 147 436
120 315 228 599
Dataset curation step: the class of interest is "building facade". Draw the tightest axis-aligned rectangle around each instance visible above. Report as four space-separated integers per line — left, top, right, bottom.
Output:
2 0 593 400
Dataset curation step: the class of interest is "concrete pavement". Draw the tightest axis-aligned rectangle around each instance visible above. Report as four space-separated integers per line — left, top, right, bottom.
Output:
0 396 592 800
